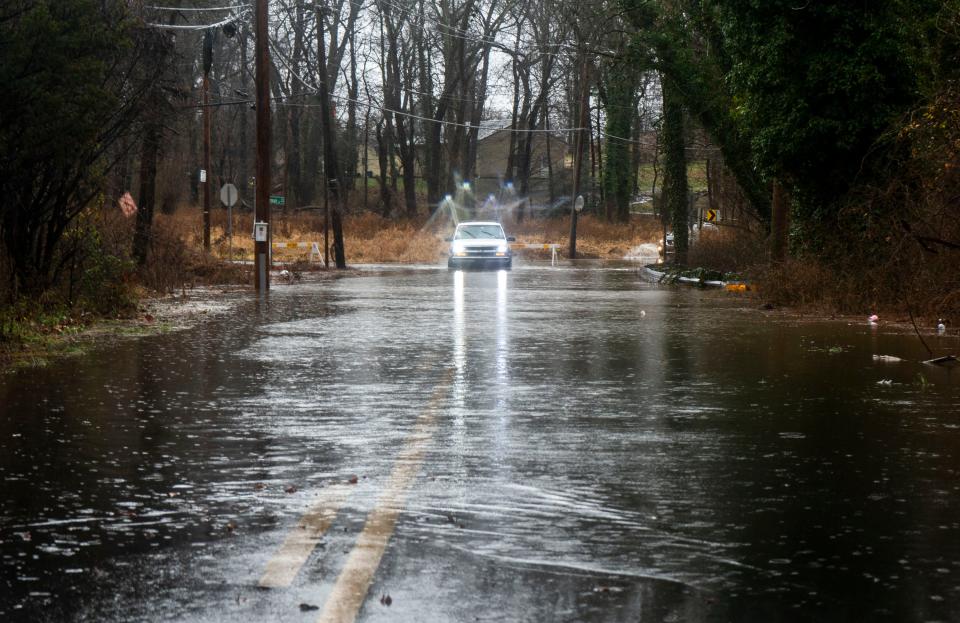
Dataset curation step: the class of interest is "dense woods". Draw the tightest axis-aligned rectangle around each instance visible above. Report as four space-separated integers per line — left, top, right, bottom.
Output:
1 0 959 331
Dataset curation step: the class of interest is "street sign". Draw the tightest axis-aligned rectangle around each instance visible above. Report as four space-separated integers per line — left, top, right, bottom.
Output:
706 208 718 223
270 195 285 205
574 195 584 213
219 183 238 207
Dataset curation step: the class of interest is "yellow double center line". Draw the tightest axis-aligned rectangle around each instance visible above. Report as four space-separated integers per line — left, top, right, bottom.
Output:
259 367 453 623
258 484 353 588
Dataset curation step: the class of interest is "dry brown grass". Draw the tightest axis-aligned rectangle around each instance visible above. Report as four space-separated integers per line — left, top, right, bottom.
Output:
687 226 767 274
506 214 662 259
753 259 840 312
153 207 665 265
147 211 251 289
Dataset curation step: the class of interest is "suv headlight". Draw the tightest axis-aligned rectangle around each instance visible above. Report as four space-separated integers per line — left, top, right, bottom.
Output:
451 240 466 256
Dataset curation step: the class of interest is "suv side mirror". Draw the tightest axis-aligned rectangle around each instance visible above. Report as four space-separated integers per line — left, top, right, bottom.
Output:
443 237 452 242
507 236 516 242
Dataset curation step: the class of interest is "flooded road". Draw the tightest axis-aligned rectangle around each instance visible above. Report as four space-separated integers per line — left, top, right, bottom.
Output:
2 264 959 622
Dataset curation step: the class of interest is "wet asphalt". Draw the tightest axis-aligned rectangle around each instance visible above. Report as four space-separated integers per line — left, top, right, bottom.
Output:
1 263 959 622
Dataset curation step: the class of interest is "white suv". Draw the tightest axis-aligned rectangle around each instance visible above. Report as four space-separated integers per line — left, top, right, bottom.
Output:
447 221 514 270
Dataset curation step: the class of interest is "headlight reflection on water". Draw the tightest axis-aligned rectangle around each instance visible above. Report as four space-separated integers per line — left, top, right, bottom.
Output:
496 269 509 382
452 270 466 407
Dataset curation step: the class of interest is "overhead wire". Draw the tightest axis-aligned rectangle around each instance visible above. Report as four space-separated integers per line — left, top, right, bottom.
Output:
200 42 547 135
144 9 249 30
263 29 665 144
144 3 250 11
153 2 658 145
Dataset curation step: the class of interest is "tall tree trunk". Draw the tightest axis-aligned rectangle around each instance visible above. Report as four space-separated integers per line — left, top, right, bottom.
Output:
569 51 590 259
238 26 250 203
631 101 643 197
593 100 602 206
375 7 395 214
662 77 689 265
602 61 636 223
770 179 790 262
381 5 417 218
286 1 305 208
464 44 491 181
505 48 521 183
343 27 359 193
133 119 161 267
545 114 555 206
316 6 346 268
375 121 392 216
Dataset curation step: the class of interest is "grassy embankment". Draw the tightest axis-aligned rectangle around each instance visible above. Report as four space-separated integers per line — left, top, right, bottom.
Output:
159 208 664 265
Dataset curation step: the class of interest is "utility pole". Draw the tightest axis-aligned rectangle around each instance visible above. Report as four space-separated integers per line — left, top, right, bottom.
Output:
569 51 590 260
202 29 213 252
254 0 271 292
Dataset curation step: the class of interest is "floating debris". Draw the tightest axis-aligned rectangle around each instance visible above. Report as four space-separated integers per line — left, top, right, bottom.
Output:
873 355 904 363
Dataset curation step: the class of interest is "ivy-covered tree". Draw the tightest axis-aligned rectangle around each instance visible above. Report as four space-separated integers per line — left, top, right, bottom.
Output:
717 0 936 220
623 0 771 223
623 0 937 227
661 77 689 264
601 58 641 223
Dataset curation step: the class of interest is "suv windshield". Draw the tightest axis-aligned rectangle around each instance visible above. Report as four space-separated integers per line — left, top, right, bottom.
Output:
455 224 504 240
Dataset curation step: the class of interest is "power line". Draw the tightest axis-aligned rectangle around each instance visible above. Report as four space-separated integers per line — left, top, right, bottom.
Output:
144 10 249 30
145 4 250 11
179 93 682 148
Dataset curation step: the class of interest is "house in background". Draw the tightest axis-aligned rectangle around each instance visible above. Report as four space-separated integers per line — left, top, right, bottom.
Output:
473 129 570 200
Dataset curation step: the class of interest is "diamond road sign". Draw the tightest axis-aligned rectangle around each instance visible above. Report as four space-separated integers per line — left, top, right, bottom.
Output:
270 195 285 205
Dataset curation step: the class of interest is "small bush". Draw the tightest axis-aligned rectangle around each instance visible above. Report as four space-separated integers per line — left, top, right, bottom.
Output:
63 213 137 316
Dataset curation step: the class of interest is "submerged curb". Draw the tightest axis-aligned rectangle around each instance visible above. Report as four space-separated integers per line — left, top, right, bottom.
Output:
642 265 750 291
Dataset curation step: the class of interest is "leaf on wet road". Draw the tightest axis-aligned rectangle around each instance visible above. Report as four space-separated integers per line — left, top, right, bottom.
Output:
593 585 624 594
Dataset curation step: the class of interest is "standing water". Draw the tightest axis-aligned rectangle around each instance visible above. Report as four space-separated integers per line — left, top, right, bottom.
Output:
0 264 958 622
